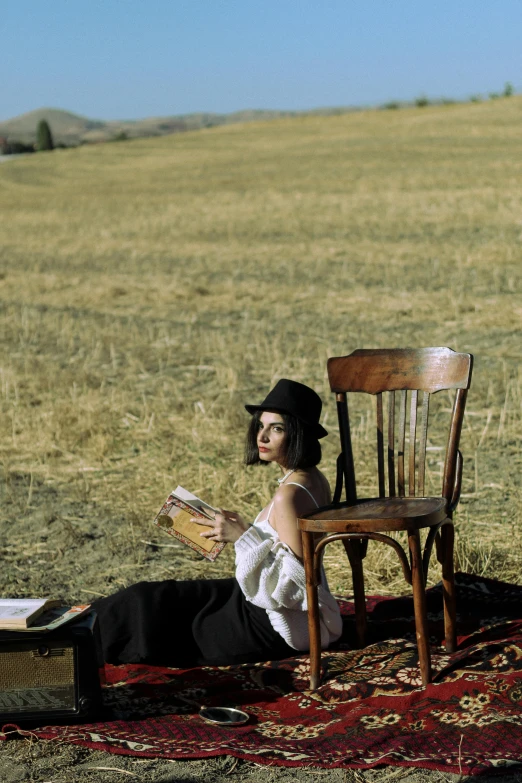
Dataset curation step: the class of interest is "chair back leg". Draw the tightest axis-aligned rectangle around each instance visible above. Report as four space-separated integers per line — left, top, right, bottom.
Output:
439 522 457 653
302 530 322 690
343 539 367 647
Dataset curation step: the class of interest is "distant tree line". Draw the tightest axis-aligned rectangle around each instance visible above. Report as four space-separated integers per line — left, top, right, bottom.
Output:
0 85 518 153
382 82 515 110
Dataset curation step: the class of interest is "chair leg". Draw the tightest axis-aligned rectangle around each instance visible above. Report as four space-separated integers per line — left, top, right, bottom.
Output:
343 539 367 648
302 530 322 690
408 529 432 686
440 522 457 653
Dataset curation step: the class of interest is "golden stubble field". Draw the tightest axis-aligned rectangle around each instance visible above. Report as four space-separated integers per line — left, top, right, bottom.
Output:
1 97 522 783
1 98 522 608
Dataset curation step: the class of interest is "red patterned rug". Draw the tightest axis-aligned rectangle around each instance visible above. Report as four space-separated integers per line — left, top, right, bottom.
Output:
2 573 522 775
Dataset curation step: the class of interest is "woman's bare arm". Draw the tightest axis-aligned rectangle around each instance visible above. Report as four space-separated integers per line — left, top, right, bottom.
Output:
271 485 316 559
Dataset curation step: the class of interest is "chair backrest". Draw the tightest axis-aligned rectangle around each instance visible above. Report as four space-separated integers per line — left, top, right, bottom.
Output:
327 348 473 505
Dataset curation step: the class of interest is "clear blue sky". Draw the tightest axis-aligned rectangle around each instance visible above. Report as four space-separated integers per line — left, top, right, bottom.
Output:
1 0 520 121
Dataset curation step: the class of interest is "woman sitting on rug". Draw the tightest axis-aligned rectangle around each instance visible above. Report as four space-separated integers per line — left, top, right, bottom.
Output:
93 379 342 667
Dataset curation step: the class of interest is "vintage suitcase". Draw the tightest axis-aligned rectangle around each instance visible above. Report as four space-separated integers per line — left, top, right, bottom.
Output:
0 611 103 724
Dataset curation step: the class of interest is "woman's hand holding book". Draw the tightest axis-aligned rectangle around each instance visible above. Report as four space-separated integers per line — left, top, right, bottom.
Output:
194 509 249 544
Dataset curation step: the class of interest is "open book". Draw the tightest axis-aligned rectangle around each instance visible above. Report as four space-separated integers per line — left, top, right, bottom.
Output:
0 598 59 629
154 486 226 561
0 599 91 632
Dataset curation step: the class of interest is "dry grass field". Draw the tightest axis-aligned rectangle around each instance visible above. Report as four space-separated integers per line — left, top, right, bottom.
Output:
1 96 522 782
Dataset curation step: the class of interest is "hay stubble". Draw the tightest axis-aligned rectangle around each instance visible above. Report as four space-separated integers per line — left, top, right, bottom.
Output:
1 98 521 602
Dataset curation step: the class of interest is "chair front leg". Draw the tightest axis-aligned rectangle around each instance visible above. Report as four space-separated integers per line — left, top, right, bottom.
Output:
302 529 322 690
408 529 432 686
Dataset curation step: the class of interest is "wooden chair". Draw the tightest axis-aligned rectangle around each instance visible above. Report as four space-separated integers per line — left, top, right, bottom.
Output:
298 347 473 689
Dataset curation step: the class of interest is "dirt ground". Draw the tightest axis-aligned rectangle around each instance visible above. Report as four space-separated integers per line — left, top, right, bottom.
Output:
2 740 521 783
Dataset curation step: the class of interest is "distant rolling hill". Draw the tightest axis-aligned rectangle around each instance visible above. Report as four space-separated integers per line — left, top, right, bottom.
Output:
0 105 356 147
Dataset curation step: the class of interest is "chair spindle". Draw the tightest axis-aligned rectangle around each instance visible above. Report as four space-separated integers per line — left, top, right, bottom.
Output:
387 391 396 497
376 393 385 497
336 393 357 503
398 390 407 497
409 390 418 496
418 392 430 496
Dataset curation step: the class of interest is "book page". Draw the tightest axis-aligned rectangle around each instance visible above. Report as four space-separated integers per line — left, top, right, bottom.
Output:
0 598 50 609
0 604 42 623
173 486 217 517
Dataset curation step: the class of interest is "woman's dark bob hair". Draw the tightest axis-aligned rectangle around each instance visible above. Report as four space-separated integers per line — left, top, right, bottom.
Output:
244 410 322 469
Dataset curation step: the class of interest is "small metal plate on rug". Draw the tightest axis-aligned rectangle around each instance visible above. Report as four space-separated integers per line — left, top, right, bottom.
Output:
199 706 249 726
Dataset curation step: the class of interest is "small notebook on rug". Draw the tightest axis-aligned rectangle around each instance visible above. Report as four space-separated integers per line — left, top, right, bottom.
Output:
154 486 225 561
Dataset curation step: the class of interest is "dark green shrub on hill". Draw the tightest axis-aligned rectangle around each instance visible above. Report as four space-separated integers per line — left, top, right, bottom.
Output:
36 119 54 151
0 140 35 155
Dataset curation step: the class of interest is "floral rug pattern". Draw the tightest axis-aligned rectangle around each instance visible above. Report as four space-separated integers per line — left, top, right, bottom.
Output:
2 573 522 775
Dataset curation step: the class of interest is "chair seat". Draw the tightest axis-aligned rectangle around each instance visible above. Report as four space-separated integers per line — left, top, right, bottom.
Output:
299 496 448 533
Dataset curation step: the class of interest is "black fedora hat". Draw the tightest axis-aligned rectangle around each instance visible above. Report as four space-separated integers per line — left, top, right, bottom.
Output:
245 379 328 438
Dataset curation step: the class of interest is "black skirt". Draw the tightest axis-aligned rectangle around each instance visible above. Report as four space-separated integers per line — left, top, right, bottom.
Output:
91 577 296 667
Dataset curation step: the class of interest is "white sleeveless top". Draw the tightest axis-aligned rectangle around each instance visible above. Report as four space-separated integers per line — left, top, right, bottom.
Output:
234 481 343 651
